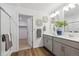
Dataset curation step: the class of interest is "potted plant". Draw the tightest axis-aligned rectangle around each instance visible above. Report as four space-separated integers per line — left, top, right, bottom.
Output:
54 20 67 35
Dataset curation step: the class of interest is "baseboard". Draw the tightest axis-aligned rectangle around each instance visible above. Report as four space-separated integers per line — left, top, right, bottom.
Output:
33 45 43 48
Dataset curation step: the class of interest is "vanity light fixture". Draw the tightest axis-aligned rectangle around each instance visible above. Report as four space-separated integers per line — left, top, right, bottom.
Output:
55 11 60 15
63 6 69 12
68 4 76 9
50 13 55 18
63 4 76 12
50 11 60 18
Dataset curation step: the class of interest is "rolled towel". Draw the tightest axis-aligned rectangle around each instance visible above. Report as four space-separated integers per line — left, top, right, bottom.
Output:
5 34 12 51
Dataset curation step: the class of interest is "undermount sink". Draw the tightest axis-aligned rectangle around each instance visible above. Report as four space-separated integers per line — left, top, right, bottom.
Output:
67 33 79 38
68 34 74 37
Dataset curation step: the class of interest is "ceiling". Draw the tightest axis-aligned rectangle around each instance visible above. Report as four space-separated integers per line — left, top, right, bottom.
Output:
8 3 65 14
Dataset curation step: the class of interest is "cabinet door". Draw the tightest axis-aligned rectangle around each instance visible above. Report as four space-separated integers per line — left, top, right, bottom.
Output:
43 35 48 48
63 45 72 56
70 48 79 56
47 39 52 52
43 35 53 52
64 44 79 56
53 40 63 56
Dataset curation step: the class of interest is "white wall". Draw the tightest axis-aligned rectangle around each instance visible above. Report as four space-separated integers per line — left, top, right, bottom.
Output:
44 17 51 33
33 16 44 48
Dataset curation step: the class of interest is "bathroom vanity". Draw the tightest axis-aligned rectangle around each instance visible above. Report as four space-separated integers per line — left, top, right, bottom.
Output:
43 33 79 56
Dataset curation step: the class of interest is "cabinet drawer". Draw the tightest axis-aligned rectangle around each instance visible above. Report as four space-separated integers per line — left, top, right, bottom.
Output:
54 37 79 50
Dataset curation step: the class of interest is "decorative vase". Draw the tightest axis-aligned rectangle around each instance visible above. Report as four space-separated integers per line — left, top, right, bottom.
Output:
56 27 64 35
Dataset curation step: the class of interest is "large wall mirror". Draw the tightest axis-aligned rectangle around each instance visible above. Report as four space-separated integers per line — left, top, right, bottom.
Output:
64 4 79 33
50 3 79 34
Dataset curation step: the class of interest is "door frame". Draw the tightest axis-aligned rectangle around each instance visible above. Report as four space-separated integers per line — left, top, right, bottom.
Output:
18 14 33 50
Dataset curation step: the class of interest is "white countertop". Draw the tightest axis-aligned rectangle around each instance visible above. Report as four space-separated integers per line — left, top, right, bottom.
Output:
43 32 79 43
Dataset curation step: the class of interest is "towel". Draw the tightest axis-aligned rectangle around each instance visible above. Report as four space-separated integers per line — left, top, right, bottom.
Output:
37 29 41 38
4 34 12 51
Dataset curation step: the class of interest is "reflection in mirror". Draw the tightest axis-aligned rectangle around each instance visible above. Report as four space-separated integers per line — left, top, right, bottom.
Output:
64 4 79 33
65 21 79 33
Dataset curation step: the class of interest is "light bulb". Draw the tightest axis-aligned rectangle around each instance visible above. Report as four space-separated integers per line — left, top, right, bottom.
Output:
68 4 76 9
55 11 60 15
50 13 55 18
63 6 69 11
50 11 60 18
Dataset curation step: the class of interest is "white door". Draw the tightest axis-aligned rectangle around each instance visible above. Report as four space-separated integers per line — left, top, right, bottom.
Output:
1 10 11 56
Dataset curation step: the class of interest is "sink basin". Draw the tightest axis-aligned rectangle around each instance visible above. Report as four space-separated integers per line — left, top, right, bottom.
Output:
68 34 74 37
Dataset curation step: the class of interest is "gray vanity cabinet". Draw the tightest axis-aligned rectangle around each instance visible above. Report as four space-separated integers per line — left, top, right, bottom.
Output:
43 34 79 56
43 35 48 48
64 44 79 56
70 48 79 56
53 37 79 56
53 39 64 56
53 38 72 56
43 35 53 52
63 45 71 56
47 38 53 52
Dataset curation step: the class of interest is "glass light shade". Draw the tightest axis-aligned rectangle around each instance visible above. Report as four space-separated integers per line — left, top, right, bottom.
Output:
63 6 69 11
68 4 76 9
50 13 55 18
